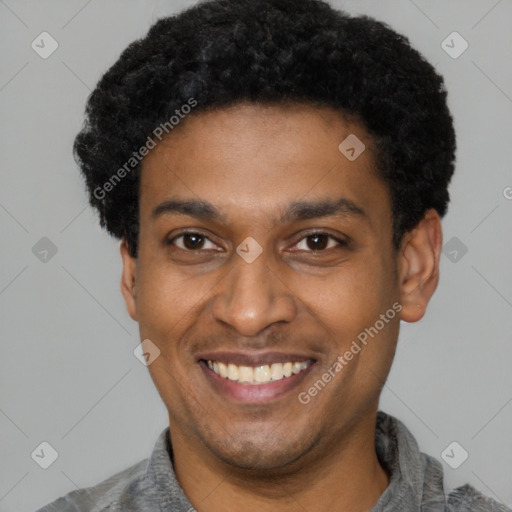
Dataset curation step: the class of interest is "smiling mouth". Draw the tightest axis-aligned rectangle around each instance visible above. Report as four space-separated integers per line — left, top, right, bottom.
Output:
203 359 314 385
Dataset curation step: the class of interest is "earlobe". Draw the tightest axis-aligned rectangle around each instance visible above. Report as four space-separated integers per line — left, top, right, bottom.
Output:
398 209 443 323
120 238 138 322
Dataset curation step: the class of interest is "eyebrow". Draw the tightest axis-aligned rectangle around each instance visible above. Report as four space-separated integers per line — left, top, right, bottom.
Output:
151 197 367 225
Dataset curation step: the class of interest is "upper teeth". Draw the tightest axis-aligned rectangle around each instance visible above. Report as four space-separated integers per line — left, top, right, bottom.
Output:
207 360 311 385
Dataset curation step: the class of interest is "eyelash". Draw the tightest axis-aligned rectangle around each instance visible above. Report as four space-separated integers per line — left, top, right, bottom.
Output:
166 230 348 253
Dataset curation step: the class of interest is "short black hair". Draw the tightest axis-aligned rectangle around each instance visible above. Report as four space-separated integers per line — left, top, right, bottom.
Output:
74 0 456 258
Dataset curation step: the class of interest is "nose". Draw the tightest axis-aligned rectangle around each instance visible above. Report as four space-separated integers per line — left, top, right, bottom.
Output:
211 252 297 337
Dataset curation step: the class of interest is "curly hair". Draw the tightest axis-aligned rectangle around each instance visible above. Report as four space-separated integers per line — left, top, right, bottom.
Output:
74 0 456 258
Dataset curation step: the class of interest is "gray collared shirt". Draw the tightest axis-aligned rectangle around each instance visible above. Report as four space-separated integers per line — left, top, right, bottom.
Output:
36 411 511 511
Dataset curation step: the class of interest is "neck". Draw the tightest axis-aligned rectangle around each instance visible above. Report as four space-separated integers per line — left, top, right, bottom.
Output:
169 408 390 512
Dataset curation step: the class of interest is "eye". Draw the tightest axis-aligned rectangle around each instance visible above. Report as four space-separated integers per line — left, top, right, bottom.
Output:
168 232 218 251
293 232 347 252
166 231 347 253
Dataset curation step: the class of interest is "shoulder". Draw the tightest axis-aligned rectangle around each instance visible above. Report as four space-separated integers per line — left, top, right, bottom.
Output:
447 484 512 512
34 458 148 512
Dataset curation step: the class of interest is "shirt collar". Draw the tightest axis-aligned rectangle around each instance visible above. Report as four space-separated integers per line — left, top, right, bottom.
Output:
371 411 447 511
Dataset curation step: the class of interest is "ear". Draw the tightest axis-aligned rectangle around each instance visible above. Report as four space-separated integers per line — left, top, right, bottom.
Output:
120 238 138 322
397 208 443 322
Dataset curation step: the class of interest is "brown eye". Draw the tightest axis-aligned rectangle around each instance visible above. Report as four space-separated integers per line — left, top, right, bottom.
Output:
168 232 217 251
307 234 328 250
294 233 347 252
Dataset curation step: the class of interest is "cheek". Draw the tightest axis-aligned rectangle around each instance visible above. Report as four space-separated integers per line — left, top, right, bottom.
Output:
290 256 394 335
134 251 207 339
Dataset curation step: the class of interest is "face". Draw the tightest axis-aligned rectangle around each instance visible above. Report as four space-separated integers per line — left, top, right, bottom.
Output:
121 103 435 471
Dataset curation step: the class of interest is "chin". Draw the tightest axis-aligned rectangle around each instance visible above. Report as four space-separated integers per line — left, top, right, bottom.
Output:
201 427 318 472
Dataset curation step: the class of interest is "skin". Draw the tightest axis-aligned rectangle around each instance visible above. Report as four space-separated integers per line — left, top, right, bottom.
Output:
120 103 442 511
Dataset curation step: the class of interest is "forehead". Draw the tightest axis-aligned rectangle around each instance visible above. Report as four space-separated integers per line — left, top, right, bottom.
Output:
139 103 390 226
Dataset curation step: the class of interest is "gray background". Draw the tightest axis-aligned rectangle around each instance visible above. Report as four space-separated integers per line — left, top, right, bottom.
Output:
0 0 511 510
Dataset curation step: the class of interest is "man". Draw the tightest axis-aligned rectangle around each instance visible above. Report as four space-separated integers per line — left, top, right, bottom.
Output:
36 0 510 510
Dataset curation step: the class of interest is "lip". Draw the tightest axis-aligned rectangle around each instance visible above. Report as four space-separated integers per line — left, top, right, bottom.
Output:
198 357 317 404
196 351 315 367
